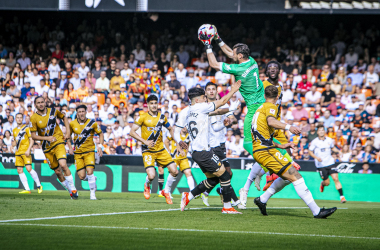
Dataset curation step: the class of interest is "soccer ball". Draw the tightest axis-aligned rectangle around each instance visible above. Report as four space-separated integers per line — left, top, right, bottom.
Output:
198 24 215 41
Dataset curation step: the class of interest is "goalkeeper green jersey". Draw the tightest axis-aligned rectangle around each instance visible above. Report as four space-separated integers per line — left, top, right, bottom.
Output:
220 56 265 106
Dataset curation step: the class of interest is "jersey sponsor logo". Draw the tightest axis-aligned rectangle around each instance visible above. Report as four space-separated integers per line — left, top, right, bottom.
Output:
241 64 258 78
15 126 28 150
270 109 276 115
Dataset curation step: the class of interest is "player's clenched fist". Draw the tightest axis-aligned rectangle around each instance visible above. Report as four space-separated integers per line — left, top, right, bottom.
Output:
289 126 301 135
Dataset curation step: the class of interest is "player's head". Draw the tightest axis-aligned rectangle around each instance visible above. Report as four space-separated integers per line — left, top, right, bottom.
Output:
188 87 206 104
34 96 46 112
147 94 158 113
232 43 250 63
76 104 87 121
265 60 281 80
264 85 278 103
316 124 326 137
15 113 23 125
205 82 218 101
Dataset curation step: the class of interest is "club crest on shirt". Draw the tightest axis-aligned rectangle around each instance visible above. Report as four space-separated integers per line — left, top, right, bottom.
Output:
270 109 276 115
225 65 231 71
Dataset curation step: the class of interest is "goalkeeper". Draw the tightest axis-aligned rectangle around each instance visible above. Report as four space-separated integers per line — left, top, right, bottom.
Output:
198 26 298 197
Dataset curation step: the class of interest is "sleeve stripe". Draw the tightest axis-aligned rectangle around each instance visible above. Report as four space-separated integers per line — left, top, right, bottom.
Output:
165 122 171 128
212 102 216 111
211 122 217 125
175 124 184 128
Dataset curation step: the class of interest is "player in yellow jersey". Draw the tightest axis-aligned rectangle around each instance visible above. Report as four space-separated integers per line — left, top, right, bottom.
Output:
13 113 42 194
69 105 104 200
239 61 300 206
251 85 337 218
130 95 184 205
30 96 78 199
164 127 196 192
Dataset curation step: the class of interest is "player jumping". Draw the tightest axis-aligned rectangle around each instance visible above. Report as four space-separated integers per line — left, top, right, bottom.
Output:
30 96 78 199
130 95 184 205
251 85 337 218
13 113 42 194
309 125 347 203
180 81 243 214
69 105 103 200
239 61 300 206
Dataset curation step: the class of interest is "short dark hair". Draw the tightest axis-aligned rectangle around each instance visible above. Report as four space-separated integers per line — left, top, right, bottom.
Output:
147 94 158 103
265 60 282 76
233 43 250 59
15 113 23 118
205 82 217 91
264 85 278 99
316 124 325 131
34 96 44 104
188 87 205 100
76 104 87 112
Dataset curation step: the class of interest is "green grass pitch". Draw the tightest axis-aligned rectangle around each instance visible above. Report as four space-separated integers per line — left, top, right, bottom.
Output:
0 189 379 250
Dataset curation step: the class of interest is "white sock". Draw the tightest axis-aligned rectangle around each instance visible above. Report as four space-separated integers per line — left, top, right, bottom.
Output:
260 178 290 203
83 174 88 181
186 176 195 191
188 192 194 201
223 202 232 209
243 162 263 191
29 169 41 187
203 191 209 196
19 173 30 191
65 175 77 191
60 180 69 190
292 178 320 216
145 175 152 186
88 174 96 193
164 174 176 193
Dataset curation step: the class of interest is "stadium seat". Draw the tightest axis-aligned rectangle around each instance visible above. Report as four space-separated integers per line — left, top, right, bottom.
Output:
313 69 321 78
317 87 325 93
305 107 315 116
191 58 198 66
94 93 105 107
361 89 372 98
371 99 380 106
300 97 306 104
207 76 216 83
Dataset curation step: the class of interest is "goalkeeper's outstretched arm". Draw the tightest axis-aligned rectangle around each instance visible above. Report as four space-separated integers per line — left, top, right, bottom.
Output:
212 25 233 58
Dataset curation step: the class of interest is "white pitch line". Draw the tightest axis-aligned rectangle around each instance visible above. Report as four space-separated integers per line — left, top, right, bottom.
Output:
0 223 378 241
0 207 348 223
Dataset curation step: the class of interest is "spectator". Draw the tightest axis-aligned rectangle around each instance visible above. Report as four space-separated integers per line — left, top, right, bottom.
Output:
20 81 32 99
28 68 43 88
319 110 335 128
17 52 31 70
127 53 138 70
169 93 181 112
274 46 286 64
176 45 189 66
111 90 127 108
327 94 345 116
321 84 336 107
299 117 310 133
347 129 363 150
296 75 312 99
106 59 117 80
282 83 294 105
6 81 20 98
167 72 181 91
156 52 170 78
317 64 334 86
120 62 133 82
91 60 102 79
363 65 379 88
145 54 155 69
109 68 125 92
292 102 309 122
95 71 110 96
301 149 314 160
132 43 146 61
305 85 321 107
116 138 128 155
307 123 318 142
347 66 363 86
70 72 81 90
345 46 359 70
127 78 146 104
78 60 90 80
175 63 187 84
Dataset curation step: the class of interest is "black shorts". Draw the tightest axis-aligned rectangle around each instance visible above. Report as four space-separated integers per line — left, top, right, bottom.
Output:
212 143 230 167
318 164 338 180
192 150 222 174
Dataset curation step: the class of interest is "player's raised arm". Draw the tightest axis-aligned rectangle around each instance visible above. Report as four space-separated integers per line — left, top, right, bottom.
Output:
168 125 185 156
213 80 241 110
212 25 234 58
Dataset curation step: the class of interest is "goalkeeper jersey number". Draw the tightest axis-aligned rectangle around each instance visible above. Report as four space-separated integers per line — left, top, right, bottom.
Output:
220 56 265 106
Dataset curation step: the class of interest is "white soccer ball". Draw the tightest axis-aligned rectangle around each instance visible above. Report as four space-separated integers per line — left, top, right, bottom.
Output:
198 24 215 41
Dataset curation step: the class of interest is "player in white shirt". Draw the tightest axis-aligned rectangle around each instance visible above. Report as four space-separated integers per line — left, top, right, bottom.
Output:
308 125 346 203
121 62 133 82
78 61 90 79
180 80 243 214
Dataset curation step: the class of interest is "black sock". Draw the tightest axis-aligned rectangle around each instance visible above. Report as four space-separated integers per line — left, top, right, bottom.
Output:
191 181 207 197
158 174 164 191
338 188 343 196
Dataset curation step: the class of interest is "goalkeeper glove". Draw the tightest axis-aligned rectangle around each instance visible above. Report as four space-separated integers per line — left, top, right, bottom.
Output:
212 25 224 46
199 33 213 50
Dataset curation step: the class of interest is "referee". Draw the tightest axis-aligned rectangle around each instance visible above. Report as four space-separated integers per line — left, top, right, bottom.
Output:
309 125 347 203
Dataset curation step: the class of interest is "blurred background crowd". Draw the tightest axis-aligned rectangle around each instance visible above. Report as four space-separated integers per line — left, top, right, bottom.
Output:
0 13 379 164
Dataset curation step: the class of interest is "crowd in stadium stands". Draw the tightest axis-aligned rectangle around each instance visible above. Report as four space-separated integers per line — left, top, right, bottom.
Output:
0 16 380 164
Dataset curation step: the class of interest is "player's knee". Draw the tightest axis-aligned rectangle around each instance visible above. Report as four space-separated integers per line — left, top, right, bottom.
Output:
219 170 231 183
183 169 192 178
204 177 219 189
225 166 233 177
324 179 330 186
78 174 86 180
16 167 23 174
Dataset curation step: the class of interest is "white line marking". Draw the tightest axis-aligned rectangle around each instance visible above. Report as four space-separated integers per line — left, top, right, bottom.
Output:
0 207 348 223
0 223 378 241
